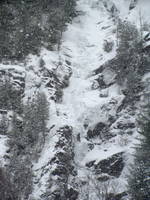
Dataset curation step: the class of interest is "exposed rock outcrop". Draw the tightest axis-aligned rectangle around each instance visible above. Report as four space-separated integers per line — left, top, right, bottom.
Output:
86 152 124 178
44 126 78 200
87 122 110 140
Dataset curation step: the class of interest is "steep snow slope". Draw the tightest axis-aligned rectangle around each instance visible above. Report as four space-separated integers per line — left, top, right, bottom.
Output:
55 0 117 132
31 0 141 199
112 0 150 24
59 0 119 167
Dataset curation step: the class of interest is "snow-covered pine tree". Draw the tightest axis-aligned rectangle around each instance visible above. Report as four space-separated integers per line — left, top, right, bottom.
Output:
116 20 141 85
35 92 49 144
128 88 150 200
6 91 49 199
0 77 22 113
0 0 76 60
23 91 49 150
0 167 17 200
0 114 8 135
8 112 33 200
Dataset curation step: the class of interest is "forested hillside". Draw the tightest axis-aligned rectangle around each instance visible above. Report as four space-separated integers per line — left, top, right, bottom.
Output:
0 0 149 200
0 0 76 60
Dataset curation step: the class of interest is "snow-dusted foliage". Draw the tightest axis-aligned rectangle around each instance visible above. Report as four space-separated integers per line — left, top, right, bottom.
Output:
0 0 76 60
128 81 150 200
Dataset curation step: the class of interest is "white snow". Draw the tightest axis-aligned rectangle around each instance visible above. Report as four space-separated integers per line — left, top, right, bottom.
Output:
111 0 131 17
112 0 150 27
0 135 8 167
0 64 25 73
32 133 59 198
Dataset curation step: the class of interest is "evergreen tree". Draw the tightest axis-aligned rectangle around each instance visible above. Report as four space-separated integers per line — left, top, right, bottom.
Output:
115 20 141 84
23 99 38 147
7 112 33 200
0 114 8 135
0 167 17 200
35 92 49 143
23 92 49 149
9 112 24 151
128 90 150 200
0 77 22 113
0 0 76 60
9 156 33 200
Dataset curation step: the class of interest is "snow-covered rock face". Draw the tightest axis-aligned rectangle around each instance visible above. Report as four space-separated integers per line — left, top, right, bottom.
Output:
143 31 150 51
36 0 140 199
129 0 138 10
0 0 149 199
111 0 150 25
0 64 25 91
